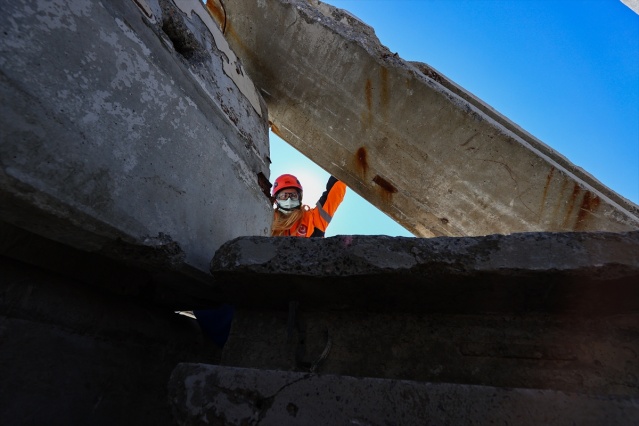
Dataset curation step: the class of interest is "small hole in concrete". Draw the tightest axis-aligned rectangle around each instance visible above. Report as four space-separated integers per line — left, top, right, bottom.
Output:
162 19 197 60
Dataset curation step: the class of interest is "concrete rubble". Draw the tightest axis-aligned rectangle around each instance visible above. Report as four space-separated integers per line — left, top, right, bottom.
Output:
168 364 638 426
210 0 639 237
166 232 639 424
1 0 638 424
210 231 639 313
209 233 639 398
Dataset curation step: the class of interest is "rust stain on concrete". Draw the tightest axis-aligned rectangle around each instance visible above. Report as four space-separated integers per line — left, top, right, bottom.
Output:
222 23 244 56
552 177 570 225
355 147 369 176
380 67 389 112
270 121 283 139
575 190 601 231
362 79 373 125
540 166 556 217
205 0 226 31
373 174 397 204
373 174 397 194
563 183 581 227
561 183 601 230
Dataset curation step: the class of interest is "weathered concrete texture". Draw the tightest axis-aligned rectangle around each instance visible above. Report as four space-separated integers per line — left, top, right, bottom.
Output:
0 0 271 287
210 232 639 313
211 0 639 237
168 364 639 426
213 233 639 396
222 309 639 396
0 255 221 425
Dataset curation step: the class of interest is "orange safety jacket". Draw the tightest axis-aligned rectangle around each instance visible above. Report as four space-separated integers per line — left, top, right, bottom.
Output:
276 176 346 237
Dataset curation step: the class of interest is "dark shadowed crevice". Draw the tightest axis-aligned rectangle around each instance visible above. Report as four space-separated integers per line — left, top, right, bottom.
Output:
159 0 209 63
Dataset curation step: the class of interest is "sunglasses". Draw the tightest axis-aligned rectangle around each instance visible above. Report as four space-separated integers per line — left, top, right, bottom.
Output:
276 191 299 201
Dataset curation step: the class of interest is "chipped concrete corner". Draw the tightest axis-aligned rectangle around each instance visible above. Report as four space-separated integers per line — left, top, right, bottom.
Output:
172 0 263 117
0 0 271 278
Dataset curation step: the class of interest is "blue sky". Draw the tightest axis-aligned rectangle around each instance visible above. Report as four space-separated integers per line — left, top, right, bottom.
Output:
269 0 639 237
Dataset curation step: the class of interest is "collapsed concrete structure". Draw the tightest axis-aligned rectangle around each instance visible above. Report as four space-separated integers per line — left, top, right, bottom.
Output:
1 0 638 424
173 231 639 424
209 0 639 238
1 0 269 423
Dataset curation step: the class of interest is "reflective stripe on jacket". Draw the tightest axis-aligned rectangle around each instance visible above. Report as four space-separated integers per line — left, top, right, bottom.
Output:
279 176 346 237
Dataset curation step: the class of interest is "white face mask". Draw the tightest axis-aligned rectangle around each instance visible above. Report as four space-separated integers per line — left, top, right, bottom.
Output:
277 198 300 214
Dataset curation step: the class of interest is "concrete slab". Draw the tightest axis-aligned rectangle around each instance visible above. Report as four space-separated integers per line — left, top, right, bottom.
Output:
0 255 220 425
210 232 639 313
0 220 217 308
211 233 639 395
168 364 639 426
0 0 271 283
210 0 639 237
222 309 639 396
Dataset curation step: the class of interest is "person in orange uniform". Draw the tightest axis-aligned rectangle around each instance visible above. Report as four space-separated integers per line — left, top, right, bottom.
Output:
271 174 347 237
194 174 345 348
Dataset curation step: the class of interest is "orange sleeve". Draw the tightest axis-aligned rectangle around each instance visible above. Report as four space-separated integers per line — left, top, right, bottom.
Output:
309 176 346 236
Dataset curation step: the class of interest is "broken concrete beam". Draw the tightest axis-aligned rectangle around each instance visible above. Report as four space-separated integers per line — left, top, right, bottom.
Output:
211 0 639 237
210 231 639 314
0 0 271 288
168 364 638 426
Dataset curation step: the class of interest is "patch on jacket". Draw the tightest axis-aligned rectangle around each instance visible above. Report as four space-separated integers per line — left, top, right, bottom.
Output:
297 224 308 236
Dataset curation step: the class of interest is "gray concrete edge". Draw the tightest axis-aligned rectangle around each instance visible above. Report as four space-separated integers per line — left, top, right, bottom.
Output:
168 363 639 426
210 232 639 313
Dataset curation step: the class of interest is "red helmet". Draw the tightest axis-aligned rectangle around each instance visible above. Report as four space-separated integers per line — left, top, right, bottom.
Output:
272 174 303 196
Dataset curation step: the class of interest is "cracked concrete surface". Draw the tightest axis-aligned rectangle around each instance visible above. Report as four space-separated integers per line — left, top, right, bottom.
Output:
168 364 639 425
0 0 271 279
222 308 639 397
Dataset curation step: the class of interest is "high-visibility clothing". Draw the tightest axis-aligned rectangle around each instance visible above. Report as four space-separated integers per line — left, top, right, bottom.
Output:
275 176 346 237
